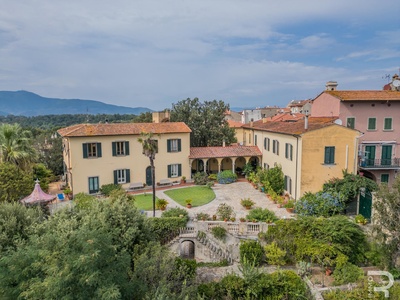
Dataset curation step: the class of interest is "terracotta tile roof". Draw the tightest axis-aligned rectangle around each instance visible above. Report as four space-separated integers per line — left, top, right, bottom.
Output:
243 117 337 136
263 112 304 123
227 120 244 128
324 90 400 101
190 145 262 159
58 122 191 137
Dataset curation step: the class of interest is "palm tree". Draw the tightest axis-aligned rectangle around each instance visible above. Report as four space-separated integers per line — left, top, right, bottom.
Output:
0 123 37 170
138 132 158 217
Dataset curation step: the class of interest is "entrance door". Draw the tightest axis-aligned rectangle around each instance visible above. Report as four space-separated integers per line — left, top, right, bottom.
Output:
146 166 153 186
381 145 392 166
359 188 372 220
365 145 375 166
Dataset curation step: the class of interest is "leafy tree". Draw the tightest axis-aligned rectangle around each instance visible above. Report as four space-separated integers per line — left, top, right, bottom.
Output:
0 196 151 299
0 202 44 253
323 170 378 203
37 133 64 176
373 175 400 268
0 123 37 170
0 163 33 202
170 98 236 147
266 164 285 195
239 240 264 266
33 163 54 192
132 112 153 123
138 132 158 217
295 191 346 217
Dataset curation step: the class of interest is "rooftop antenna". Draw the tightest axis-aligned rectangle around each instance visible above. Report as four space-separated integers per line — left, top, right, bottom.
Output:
86 107 89 123
382 74 391 83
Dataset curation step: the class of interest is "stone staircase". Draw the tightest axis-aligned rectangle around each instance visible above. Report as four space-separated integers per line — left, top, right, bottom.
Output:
196 230 234 264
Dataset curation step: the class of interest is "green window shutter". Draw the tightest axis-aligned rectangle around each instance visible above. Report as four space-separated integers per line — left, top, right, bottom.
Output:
178 164 182 176
113 170 118 184
381 174 389 183
347 118 355 129
178 139 181 151
264 138 266 150
167 140 171 152
112 142 117 156
167 165 172 177
125 141 130 155
254 135 257 145
284 175 288 190
82 143 88 158
324 147 335 164
368 118 376 130
384 118 392 130
126 169 131 183
267 138 270 151
97 143 102 157
285 143 288 158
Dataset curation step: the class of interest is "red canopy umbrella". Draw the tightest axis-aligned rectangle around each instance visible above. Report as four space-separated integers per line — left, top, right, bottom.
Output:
20 179 56 205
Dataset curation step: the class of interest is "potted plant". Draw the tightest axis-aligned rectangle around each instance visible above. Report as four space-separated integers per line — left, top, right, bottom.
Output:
181 176 186 184
240 217 246 222
230 217 236 222
241 198 255 210
276 196 285 208
284 200 295 213
185 199 192 208
156 198 168 211
63 187 72 200
212 214 217 221
355 214 367 225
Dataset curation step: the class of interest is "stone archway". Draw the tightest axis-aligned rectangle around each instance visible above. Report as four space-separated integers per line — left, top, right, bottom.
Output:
180 240 195 259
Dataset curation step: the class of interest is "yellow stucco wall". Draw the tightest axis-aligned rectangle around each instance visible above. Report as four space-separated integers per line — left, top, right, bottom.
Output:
300 125 359 196
254 130 299 198
64 132 191 194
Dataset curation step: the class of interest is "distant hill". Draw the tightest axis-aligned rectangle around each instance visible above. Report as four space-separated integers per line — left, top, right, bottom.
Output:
0 90 153 116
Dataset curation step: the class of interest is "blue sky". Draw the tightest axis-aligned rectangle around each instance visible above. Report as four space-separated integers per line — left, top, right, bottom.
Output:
0 1 399 111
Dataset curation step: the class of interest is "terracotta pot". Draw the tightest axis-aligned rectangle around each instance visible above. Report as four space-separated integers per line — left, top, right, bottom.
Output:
286 208 294 213
186 204 192 208
325 268 333 276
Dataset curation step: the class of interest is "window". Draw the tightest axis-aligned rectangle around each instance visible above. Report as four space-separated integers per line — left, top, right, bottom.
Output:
248 133 251 144
88 176 99 194
167 139 181 152
324 146 335 164
384 118 393 130
254 135 258 146
381 174 389 183
381 145 392 166
83 143 102 158
114 169 131 184
346 117 355 129
273 140 279 155
285 143 293 160
264 138 270 151
284 175 292 194
168 164 182 178
112 141 130 156
368 118 376 130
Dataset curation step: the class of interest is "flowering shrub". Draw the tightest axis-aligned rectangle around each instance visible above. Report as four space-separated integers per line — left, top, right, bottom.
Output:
217 170 237 184
295 191 345 217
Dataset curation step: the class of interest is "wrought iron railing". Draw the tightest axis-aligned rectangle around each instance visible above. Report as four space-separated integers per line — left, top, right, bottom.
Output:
360 158 400 169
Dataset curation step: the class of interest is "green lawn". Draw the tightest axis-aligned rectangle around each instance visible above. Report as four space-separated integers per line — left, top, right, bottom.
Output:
133 193 160 210
164 186 215 207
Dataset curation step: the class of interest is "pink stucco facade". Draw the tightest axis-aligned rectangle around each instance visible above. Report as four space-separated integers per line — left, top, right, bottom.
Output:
312 92 400 185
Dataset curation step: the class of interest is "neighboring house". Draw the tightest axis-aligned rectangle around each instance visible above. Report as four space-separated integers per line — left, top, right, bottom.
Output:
242 117 361 199
227 120 245 145
287 99 312 114
224 110 242 122
57 122 191 195
241 109 262 124
312 80 400 186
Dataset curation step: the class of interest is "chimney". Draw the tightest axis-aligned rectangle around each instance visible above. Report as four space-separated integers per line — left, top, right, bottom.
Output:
325 81 338 91
222 139 226 147
304 115 309 130
250 121 253 127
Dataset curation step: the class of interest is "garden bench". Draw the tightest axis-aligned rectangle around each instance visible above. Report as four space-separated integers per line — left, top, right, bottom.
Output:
158 179 173 186
128 182 144 190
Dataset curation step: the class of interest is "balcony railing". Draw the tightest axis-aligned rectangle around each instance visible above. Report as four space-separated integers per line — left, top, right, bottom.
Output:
360 158 400 169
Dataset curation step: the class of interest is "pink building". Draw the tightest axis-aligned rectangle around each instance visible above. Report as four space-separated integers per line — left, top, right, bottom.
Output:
312 78 400 186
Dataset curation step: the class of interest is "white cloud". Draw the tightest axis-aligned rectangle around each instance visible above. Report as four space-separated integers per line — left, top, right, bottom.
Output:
0 0 398 110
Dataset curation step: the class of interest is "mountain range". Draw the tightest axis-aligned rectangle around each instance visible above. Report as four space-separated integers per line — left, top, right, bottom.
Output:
0 91 153 116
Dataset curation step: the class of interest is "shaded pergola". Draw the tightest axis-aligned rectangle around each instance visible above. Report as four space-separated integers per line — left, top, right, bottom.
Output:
189 145 262 176
20 179 56 205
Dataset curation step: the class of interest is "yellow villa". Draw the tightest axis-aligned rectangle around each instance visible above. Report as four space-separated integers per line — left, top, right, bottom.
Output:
242 117 361 199
57 122 191 195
